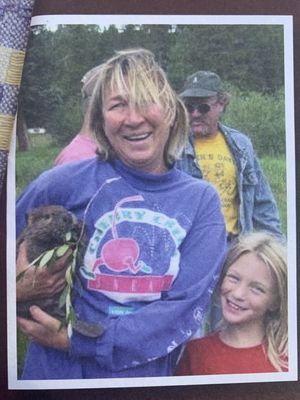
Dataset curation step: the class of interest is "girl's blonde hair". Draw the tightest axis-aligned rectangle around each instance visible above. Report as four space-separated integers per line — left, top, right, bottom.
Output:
89 48 189 167
221 231 288 371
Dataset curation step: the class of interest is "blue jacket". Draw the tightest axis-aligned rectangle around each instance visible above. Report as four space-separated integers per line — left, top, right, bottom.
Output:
176 123 282 237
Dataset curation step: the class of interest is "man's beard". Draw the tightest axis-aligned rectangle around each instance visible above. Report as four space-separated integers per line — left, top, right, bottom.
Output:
190 118 210 137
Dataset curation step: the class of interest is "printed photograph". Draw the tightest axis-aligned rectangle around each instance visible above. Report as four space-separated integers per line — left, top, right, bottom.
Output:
7 14 297 389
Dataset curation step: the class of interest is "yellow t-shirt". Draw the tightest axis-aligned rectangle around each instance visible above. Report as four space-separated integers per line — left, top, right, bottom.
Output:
194 131 239 235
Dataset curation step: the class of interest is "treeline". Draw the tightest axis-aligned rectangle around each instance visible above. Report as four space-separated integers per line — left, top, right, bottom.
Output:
18 24 285 156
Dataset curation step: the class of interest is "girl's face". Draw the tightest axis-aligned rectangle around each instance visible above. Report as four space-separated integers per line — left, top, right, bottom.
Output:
220 252 278 329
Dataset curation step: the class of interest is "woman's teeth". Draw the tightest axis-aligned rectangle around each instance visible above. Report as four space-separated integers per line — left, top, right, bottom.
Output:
124 133 151 141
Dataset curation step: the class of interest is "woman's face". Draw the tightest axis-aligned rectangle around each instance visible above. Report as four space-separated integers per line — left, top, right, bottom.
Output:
102 88 171 174
220 252 278 330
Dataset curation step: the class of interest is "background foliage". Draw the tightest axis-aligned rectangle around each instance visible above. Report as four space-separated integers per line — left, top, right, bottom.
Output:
18 24 285 156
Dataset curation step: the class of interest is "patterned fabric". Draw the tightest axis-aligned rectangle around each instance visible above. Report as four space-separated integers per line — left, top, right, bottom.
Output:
0 149 7 186
0 0 34 192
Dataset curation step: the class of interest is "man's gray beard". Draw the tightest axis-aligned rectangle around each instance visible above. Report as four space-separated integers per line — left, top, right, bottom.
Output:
200 128 210 137
193 127 211 138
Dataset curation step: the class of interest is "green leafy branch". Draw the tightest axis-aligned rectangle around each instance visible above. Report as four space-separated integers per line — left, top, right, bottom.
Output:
16 231 81 334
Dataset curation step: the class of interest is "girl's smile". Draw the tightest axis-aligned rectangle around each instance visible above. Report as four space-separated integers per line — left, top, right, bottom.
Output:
220 252 278 330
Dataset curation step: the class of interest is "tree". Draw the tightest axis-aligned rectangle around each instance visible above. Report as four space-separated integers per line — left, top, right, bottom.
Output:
19 24 285 150
19 27 63 130
168 25 284 93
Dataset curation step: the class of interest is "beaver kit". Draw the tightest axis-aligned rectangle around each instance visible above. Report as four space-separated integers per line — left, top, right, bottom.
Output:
17 205 103 337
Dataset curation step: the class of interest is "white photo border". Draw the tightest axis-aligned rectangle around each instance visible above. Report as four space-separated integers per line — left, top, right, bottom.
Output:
7 13 297 390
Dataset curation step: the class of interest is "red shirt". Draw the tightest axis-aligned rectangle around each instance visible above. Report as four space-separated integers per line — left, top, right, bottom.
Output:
176 332 287 375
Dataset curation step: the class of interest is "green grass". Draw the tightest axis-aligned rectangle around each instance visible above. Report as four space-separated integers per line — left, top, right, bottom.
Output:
16 134 61 377
17 330 29 378
16 134 61 196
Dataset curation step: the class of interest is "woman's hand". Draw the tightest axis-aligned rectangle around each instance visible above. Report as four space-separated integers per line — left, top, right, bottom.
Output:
16 242 70 301
17 306 70 351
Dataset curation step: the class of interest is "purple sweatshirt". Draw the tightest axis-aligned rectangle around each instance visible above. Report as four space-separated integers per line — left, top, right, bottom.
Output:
17 158 226 379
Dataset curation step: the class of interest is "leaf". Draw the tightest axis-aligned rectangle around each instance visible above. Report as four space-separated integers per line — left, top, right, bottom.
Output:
66 290 71 311
27 253 44 267
68 307 77 325
38 249 55 268
65 231 72 242
67 322 73 337
65 266 73 286
58 286 68 308
16 269 27 282
55 244 69 258
70 254 77 273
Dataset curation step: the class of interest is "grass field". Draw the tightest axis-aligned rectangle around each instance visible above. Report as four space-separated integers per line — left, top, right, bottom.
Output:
16 134 61 196
260 156 287 235
16 135 61 377
15 136 287 376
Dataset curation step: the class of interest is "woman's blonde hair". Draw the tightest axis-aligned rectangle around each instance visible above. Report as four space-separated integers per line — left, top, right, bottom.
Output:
89 48 189 167
221 231 288 371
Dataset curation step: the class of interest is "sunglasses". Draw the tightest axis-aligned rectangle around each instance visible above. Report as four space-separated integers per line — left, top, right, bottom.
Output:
185 102 211 114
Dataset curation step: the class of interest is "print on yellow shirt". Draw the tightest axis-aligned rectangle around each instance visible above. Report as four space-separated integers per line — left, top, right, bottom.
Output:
195 131 239 235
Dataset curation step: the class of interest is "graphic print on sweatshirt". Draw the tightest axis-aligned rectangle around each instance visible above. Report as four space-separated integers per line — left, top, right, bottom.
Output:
80 194 187 303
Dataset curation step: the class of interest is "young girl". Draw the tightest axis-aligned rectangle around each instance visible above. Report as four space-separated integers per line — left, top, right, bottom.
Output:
176 232 288 375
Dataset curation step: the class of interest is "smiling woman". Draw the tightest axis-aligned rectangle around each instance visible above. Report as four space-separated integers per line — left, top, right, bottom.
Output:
16 48 226 379
102 90 170 173
89 48 188 171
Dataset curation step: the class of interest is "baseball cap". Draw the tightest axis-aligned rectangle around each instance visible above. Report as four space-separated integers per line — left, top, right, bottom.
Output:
180 70 224 98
